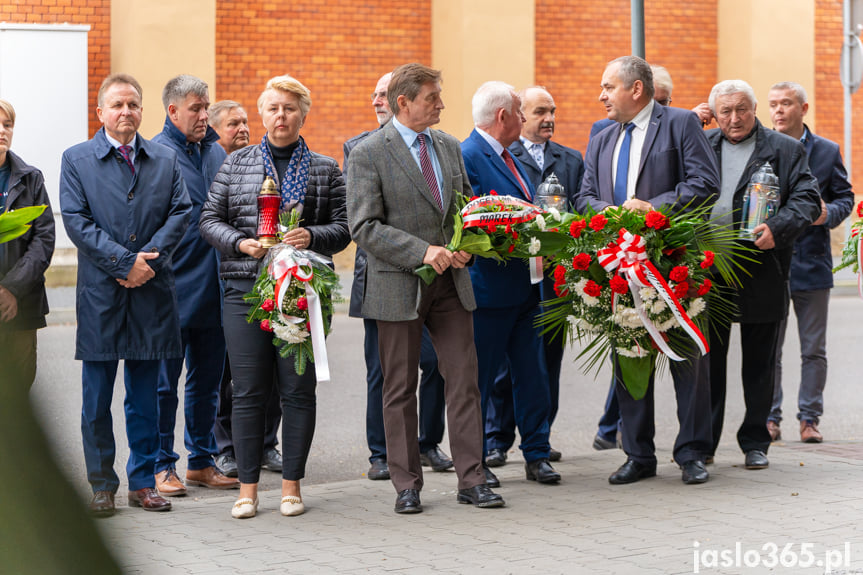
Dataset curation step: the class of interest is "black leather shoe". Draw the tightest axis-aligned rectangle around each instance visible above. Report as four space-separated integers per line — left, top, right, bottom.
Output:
457 484 505 508
549 448 562 462
368 458 390 481
744 450 769 470
608 459 656 485
420 446 454 472
681 460 709 484
394 489 422 514
215 453 238 478
486 448 507 468
88 490 115 518
261 447 283 472
483 464 500 488
593 434 617 451
525 459 561 484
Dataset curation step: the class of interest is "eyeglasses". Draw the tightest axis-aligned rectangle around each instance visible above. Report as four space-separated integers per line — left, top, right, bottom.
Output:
656 98 672 107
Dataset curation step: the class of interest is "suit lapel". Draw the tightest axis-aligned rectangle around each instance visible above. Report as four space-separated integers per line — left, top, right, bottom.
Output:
599 130 617 204
636 104 662 184
475 131 528 198
384 122 442 212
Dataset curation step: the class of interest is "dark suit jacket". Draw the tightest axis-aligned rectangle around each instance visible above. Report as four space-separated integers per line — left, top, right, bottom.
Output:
343 126 378 318
508 139 584 209
789 126 854 291
347 121 476 321
706 121 821 322
461 129 537 309
576 104 719 215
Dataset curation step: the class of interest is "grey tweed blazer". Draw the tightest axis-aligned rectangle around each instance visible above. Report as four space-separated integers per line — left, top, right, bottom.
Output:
346 121 476 321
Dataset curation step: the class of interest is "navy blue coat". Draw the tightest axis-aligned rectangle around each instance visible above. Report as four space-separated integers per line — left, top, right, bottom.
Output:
60 129 192 360
152 118 226 328
462 129 537 309
788 127 854 292
577 104 719 215
508 139 584 209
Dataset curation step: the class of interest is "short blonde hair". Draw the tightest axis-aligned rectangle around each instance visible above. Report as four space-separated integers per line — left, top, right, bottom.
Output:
0 99 15 125
257 75 311 118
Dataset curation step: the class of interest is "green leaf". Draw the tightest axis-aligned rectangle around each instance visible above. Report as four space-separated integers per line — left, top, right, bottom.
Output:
617 354 655 400
0 225 31 244
414 264 438 285
0 205 46 235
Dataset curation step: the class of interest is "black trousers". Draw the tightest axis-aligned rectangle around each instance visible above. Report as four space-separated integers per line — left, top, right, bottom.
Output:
709 318 779 455
223 280 316 483
615 344 712 467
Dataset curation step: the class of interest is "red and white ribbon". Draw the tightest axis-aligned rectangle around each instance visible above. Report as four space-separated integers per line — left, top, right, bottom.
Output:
271 247 330 382
460 195 544 229
853 228 863 300
598 228 709 360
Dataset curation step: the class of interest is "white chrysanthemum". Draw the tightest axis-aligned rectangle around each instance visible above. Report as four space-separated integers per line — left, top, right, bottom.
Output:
582 294 599 306
535 214 547 231
617 345 651 358
687 298 706 318
547 207 562 222
650 299 667 314
567 315 580 328
273 320 309 344
613 307 644 329
658 316 680 332
639 287 657 301
528 237 542 255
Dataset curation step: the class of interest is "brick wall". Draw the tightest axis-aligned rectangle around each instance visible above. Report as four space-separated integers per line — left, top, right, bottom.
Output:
0 0 110 137
535 0 718 155
216 0 432 165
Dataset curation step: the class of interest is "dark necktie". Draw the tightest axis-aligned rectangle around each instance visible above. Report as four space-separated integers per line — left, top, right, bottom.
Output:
613 123 635 206
417 134 442 210
118 145 135 175
502 148 530 200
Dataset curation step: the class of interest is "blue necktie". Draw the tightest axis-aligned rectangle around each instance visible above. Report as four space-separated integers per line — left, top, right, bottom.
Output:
613 123 635 206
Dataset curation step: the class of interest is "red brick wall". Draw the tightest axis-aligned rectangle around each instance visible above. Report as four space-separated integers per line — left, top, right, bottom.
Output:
0 0 110 137
535 0 718 155
216 0 432 165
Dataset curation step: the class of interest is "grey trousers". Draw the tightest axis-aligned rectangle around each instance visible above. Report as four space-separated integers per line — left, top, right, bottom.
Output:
771 289 830 424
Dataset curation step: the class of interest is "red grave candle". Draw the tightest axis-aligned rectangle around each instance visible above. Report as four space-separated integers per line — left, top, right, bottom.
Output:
257 177 280 248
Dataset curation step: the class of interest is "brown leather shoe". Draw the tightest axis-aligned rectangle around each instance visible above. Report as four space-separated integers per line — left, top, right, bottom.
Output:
128 487 172 512
186 466 240 490
88 490 115 518
800 420 823 443
155 468 187 497
767 420 782 441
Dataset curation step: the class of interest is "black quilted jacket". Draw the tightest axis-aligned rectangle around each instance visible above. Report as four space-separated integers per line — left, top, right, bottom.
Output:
199 144 350 279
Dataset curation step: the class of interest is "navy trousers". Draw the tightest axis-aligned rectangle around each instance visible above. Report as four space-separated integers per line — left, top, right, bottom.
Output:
364 318 446 462
156 326 225 472
596 377 621 443
81 359 161 493
473 293 551 463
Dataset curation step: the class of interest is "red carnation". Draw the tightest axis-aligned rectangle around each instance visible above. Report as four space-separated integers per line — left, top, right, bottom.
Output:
669 266 689 282
508 244 515 253
512 231 519 241
700 250 715 269
569 219 587 238
572 253 591 270
261 298 275 312
644 210 669 230
260 319 273 332
697 279 712 296
297 296 308 311
673 281 689 299
609 275 628 294
858 201 863 218
470 196 479 202
553 265 567 283
488 224 497 233
489 190 498 196
589 214 608 231
583 279 602 297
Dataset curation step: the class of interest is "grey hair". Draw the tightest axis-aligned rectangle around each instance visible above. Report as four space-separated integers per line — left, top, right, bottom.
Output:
651 66 673 95
208 100 244 128
472 81 517 127
709 80 757 114
770 81 807 105
162 74 209 113
609 56 654 100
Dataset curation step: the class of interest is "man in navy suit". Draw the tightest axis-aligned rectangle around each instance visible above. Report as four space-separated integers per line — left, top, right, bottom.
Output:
461 81 560 486
765 82 854 444
484 86 583 468
576 56 719 485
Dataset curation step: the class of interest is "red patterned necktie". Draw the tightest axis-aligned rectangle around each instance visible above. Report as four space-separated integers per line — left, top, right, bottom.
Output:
502 148 530 200
417 134 442 210
118 145 135 175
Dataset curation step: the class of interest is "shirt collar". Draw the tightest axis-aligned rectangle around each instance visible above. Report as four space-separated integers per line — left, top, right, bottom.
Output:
475 127 504 155
104 131 137 151
392 116 432 147
628 99 654 132
520 137 544 151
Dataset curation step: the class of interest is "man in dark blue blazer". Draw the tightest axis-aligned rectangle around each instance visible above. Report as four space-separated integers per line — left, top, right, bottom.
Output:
461 81 560 485
484 86 583 467
765 82 854 443
576 56 719 485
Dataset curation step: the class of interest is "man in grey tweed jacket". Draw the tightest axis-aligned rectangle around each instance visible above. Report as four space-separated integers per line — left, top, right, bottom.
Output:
347 63 503 514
